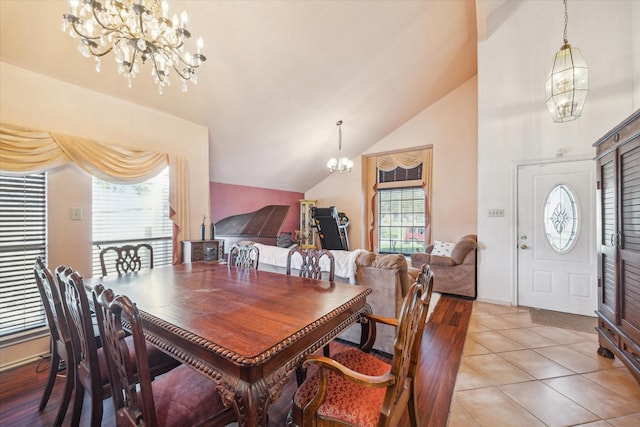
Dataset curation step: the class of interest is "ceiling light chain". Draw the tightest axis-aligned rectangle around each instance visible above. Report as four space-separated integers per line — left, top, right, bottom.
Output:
544 0 588 123
62 0 206 94
327 120 353 174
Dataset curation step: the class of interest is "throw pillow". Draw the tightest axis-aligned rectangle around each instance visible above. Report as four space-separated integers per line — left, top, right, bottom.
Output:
431 240 454 257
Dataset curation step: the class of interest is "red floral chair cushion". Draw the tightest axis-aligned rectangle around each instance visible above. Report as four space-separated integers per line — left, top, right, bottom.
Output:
293 348 391 427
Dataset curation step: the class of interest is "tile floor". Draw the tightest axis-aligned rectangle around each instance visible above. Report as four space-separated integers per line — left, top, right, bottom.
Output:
448 301 640 427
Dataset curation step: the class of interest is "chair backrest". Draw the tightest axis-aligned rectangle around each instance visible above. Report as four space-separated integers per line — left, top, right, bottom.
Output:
99 243 154 277
286 246 335 281
34 257 71 349
228 241 260 269
382 266 434 425
93 285 158 426
56 266 103 396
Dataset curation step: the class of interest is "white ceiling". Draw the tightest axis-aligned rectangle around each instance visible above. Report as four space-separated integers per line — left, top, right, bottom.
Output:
0 0 478 192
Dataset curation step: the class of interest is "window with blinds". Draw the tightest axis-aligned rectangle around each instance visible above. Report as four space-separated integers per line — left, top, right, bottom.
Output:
0 173 47 337
92 167 173 276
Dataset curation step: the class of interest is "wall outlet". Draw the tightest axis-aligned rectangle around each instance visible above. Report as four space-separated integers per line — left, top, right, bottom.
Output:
71 207 83 220
488 209 504 217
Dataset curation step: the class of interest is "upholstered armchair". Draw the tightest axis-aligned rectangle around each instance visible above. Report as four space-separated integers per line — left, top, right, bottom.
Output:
410 234 477 299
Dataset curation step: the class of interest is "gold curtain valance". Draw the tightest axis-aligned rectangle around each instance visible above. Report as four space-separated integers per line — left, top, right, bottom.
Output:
375 150 425 172
0 122 189 263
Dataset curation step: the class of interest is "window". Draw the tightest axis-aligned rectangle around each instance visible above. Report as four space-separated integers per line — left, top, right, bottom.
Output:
0 173 47 337
92 167 172 276
544 184 579 253
378 186 425 255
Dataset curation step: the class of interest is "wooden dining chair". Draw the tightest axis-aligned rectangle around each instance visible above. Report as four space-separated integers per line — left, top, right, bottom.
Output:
92 285 237 427
228 240 260 269
286 246 335 281
287 245 335 378
99 243 153 277
290 266 434 427
56 266 180 426
33 257 75 427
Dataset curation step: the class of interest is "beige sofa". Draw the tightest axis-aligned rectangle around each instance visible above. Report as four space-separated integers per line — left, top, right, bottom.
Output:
253 243 410 355
410 234 477 299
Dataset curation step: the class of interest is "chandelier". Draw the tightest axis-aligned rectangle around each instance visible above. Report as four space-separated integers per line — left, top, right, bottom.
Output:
62 0 206 94
327 120 353 174
545 0 588 123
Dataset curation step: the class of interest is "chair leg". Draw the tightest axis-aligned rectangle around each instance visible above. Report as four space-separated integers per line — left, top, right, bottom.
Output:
39 351 60 411
70 381 84 427
90 393 103 427
53 358 75 427
407 385 420 427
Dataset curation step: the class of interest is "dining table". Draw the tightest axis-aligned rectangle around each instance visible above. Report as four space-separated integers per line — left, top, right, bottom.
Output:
85 261 372 427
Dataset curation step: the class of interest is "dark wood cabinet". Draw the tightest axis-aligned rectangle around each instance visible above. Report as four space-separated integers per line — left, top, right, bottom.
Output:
594 109 640 384
182 240 225 263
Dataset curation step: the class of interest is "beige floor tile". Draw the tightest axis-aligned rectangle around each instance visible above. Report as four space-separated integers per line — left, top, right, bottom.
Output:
535 346 621 374
467 317 492 333
455 361 495 391
582 368 640 402
496 312 537 328
499 380 599 426
474 314 521 330
499 349 575 379
573 421 614 427
454 386 545 426
498 328 560 349
472 302 525 316
462 338 492 356
606 413 640 426
463 353 534 386
529 325 597 345
543 375 640 419
567 342 625 368
467 331 528 353
448 398 481 426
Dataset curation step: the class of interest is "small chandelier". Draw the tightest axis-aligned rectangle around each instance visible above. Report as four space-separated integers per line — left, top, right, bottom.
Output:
327 120 353 174
545 0 588 123
62 0 206 94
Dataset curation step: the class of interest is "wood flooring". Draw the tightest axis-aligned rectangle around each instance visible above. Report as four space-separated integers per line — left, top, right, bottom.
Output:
0 294 472 426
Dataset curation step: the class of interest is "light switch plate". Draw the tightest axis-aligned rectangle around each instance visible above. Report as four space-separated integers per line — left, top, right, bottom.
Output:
71 207 83 220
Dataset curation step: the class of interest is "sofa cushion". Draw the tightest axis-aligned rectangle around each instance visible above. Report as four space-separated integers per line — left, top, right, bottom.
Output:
431 240 455 257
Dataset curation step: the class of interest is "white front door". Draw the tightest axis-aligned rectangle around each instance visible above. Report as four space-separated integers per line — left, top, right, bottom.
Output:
516 160 597 316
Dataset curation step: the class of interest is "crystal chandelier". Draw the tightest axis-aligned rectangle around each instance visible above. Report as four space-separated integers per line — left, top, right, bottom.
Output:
545 0 588 123
62 0 206 94
327 120 353 174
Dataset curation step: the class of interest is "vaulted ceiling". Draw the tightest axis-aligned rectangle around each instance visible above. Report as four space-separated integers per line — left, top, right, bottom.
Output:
0 0 485 192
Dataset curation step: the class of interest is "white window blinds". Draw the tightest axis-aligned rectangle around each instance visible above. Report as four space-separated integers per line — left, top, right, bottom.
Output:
91 167 172 276
0 173 47 337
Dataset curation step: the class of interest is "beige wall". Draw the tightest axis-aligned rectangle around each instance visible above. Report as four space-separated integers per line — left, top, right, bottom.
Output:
0 62 211 368
306 76 478 249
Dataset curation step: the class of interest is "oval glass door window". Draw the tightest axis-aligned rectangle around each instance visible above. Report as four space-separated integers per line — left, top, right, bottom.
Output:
544 184 579 253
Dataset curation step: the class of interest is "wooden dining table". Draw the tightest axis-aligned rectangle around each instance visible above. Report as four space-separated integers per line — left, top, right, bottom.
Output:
85 262 371 427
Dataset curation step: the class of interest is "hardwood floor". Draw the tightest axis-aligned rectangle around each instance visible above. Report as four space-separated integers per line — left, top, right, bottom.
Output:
0 295 472 426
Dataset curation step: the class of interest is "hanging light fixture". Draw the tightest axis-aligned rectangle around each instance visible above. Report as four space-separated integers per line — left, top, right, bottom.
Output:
62 0 206 94
327 120 353 174
545 0 588 123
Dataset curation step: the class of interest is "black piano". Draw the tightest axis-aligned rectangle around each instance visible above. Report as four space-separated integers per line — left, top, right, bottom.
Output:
214 205 291 254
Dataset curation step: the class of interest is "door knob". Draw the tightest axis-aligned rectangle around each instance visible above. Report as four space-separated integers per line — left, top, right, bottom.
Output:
520 244 529 250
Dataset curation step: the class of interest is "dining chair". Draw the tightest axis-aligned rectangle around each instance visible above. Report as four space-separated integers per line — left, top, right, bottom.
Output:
290 266 434 427
287 246 335 382
92 285 237 427
99 243 153 277
286 246 335 281
228 240 260 269
56 265 180 426
33 257 74 427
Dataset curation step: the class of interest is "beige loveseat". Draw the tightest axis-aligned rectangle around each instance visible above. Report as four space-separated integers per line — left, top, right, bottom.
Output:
253 243 410 355
410 234 477 299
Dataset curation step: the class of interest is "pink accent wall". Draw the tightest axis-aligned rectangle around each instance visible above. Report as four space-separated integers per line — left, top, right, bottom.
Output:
209 182 303 236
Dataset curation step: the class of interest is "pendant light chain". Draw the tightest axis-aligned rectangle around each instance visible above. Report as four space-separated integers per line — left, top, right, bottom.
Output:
563 0 569 46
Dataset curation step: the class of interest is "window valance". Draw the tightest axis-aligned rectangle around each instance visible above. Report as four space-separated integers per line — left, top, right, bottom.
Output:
0 122 189 263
